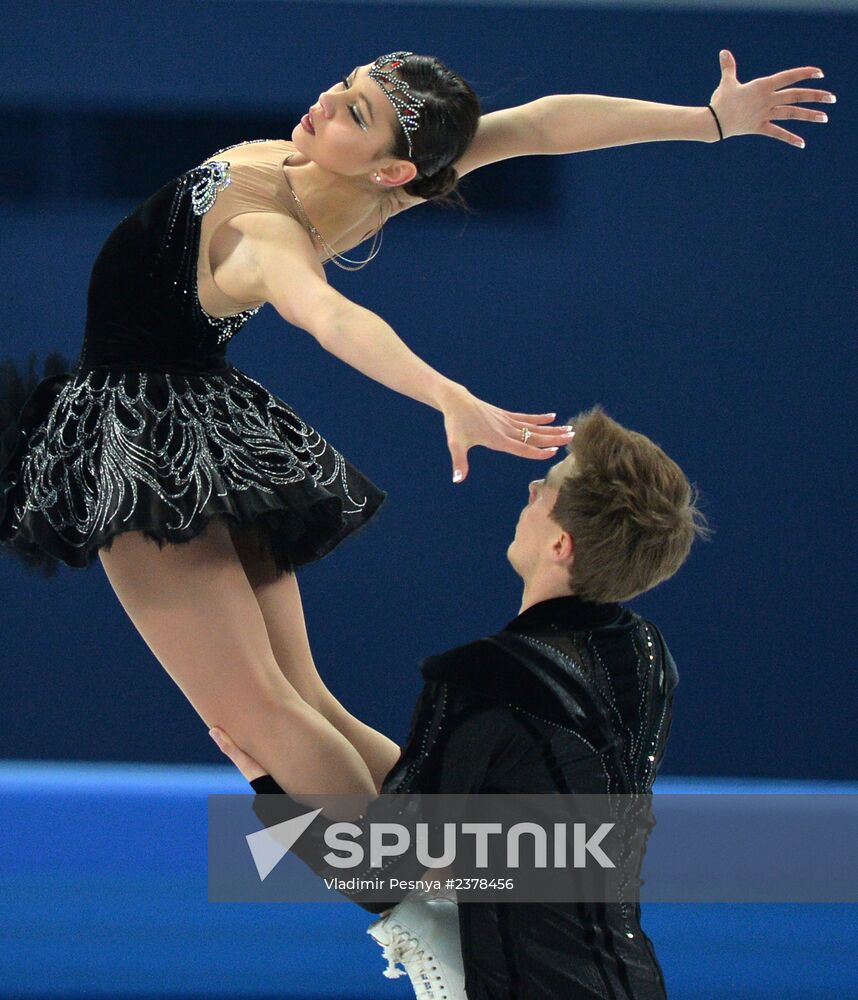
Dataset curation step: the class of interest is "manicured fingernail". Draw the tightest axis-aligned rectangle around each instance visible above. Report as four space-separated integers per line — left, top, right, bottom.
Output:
453 470 463 483
797 139 805 148
813 71 824 78
817 114 828 122
209 728 221 743
824 94 836 103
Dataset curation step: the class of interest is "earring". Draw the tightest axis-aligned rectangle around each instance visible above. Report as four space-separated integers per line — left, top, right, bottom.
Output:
374 172 382 183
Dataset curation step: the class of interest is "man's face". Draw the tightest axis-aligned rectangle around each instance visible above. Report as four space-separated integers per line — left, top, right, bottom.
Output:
507 454 576 577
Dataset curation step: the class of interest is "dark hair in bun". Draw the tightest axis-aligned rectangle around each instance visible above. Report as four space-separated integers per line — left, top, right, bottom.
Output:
405 163 460 201
385 54 480 204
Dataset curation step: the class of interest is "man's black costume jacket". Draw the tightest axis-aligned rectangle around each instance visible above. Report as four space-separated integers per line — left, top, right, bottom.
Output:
251 594 678 999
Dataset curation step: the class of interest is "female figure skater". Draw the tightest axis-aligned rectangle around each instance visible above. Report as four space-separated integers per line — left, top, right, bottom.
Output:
0 50 832 816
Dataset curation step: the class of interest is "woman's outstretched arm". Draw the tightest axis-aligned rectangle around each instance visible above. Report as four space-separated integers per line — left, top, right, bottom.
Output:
453 49 835 177
240 212 572 482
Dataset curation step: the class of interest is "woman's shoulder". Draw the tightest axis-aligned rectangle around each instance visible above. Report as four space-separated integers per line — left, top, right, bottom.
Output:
199 137 296 166
226 207 312 253
197 139 301 238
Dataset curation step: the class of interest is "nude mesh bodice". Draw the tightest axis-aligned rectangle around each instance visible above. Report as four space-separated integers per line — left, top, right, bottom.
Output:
195 138 297 317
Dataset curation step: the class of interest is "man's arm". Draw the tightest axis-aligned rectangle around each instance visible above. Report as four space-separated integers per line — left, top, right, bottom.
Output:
249 773 431 914
247 684 526 912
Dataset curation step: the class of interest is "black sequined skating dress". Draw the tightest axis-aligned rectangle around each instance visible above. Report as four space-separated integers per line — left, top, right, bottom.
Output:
0 140 386 576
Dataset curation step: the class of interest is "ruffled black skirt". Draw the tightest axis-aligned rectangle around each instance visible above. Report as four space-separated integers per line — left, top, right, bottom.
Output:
0 354 386 577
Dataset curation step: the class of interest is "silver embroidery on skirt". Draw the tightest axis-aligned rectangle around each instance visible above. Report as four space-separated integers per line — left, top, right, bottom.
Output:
10 367 368 551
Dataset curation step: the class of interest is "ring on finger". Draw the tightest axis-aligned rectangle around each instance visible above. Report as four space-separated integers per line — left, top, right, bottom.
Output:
520 426 532 444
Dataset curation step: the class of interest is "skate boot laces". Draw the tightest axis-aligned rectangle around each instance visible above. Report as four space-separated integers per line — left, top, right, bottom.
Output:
379 921 449 997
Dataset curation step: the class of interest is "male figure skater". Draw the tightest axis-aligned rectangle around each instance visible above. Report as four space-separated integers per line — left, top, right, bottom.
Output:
210 405 708 999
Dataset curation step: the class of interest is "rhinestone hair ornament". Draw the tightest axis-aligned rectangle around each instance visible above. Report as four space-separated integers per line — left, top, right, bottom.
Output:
368 52 425 157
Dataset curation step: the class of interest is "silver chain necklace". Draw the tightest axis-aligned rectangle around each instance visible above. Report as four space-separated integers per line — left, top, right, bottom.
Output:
282 155 384 272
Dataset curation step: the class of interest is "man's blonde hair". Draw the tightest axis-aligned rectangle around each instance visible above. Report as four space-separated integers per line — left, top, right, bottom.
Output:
550 406 709 603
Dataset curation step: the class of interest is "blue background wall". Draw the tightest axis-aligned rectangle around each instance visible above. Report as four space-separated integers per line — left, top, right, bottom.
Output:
0 1 855 781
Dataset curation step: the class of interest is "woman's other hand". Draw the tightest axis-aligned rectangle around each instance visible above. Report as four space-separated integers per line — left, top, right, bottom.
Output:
441 387 574 483
709 50 835 148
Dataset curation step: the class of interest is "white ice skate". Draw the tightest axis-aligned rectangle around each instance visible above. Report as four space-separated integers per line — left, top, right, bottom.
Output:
367 896 466 999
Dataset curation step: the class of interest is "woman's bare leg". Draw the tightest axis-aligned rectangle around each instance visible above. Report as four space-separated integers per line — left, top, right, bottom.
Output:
229 522 402 792
98 518 376 819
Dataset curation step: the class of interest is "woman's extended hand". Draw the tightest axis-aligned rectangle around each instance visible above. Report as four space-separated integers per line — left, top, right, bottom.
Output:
709 50 836 148
441 387 574 483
